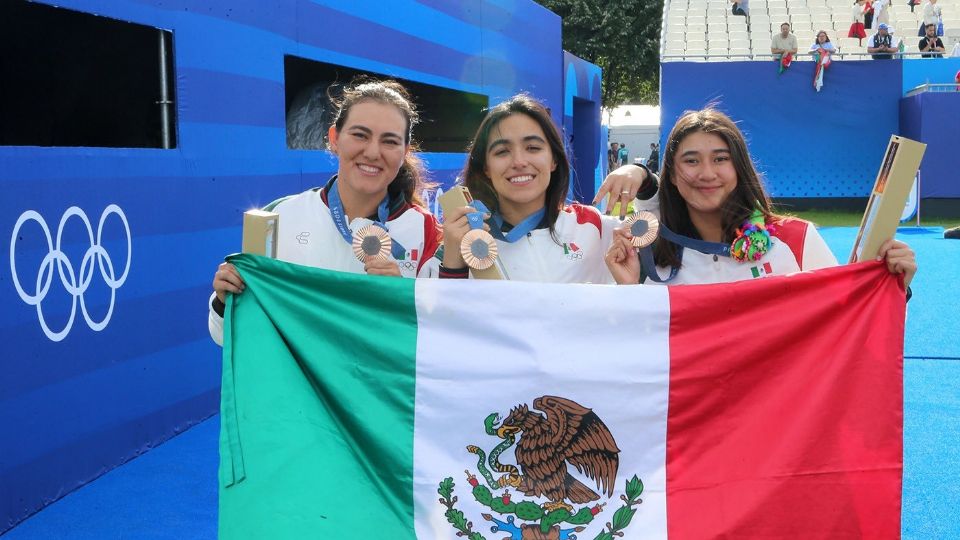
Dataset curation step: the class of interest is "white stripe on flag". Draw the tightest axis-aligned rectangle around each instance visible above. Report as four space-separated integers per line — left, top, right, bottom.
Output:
412 280 671 539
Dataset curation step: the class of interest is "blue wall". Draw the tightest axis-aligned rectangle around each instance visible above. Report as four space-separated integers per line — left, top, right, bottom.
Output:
563 51 604 202
661 60 904 198
900 92 960 198
901 56 960 95
0 0 589 531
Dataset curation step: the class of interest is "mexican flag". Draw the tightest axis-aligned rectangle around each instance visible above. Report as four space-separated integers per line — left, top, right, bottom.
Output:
813 49 832 92
778 52 793 74
219 254 904 539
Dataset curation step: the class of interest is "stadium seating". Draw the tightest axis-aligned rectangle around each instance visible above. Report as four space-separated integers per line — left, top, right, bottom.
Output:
662 0 960 59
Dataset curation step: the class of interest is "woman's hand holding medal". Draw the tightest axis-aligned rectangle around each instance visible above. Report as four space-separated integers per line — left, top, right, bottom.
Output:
352 223 402 277
604 211 660 285
441 205 492 270
363 255 402 277
605 228 642 285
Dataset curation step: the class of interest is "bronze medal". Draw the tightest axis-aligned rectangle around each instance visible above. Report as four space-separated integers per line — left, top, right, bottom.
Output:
352 224 392 262
460 229 498 270
623 211 659 248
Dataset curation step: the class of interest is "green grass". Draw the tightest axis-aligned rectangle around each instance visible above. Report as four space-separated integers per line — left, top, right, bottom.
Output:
790 209 960 229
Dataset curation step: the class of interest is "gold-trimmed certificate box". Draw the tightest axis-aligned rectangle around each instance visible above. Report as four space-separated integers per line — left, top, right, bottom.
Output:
849 135 926 263
438 186 505 280
242 209 279 258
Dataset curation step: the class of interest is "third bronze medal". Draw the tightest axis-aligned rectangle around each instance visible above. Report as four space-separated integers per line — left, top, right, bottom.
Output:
622 211 660 248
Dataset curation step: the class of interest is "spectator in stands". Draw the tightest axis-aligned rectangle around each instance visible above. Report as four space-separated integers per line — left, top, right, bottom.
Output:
868 23 898 58
849 0 868 46
619 144 629 166
919 24 946 57
648 142 660 173
771 23 799 58
608 142 620 171
919 0 942 36
909 0 919 14
731 0 749 18
810 30 839 53
864 0 876 30
874 0 891 27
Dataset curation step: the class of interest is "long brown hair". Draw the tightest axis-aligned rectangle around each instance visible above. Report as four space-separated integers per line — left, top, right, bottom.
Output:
461 94 570 239
328 77 433 207
654 108 775 268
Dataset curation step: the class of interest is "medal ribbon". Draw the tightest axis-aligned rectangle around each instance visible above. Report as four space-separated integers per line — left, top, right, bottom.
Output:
639 223 731 283
489 207 546 243
466 200 491 230
328 178 405 258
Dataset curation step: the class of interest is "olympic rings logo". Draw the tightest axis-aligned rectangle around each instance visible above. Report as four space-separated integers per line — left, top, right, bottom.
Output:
396 260 418 271
10 205 132 342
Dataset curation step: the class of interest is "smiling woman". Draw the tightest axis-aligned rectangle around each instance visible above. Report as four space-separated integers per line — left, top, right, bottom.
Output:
428 94 660 284
207 78 442 346
604 108 918 289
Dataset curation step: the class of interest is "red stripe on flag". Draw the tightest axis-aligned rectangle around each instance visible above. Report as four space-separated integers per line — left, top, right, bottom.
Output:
666 262 903 538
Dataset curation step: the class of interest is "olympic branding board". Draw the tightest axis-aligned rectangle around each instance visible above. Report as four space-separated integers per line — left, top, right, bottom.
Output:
9 205 132 342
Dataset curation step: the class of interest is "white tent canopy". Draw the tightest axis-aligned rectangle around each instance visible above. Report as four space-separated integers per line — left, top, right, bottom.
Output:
603 104 661 127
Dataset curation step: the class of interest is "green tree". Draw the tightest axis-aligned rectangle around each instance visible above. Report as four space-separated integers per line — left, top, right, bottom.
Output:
538 0 662 107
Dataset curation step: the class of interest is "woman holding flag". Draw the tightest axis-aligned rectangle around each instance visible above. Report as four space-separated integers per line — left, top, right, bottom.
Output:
434 94 658 283
603 108 917 287
810 30 839 54
207 78 442 345
810 30 836 91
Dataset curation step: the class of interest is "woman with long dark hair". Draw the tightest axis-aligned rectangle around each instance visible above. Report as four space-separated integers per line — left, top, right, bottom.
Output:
434 94 658 283
605 108 917 287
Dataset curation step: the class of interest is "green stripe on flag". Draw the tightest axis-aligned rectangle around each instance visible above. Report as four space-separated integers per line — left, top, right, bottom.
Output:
220 254 419 538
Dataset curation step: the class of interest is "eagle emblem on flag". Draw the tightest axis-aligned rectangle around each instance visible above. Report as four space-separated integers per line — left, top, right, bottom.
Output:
438 395 644 540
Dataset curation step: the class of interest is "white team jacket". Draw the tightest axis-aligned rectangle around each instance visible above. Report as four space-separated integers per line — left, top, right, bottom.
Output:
645 218 838 285
208 186 440 345
423 196 659 284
